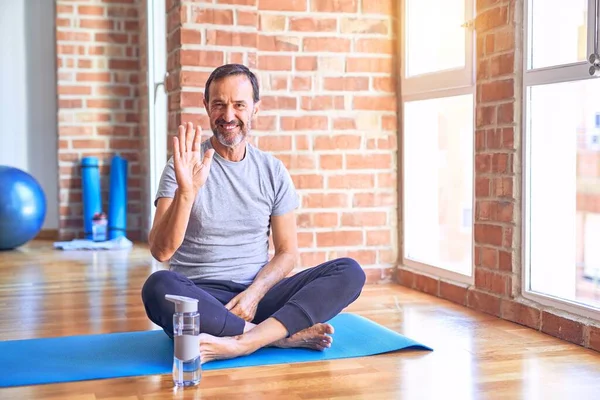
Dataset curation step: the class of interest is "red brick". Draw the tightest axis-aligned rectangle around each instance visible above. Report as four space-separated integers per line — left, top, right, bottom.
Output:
206 30 257 47
281 116 327 131
498 250 512 272
292 174 324 190
323 77 369 91
289 18 337 32
500 300 541 330
259 0 306 11
476 177 490 197
475 5 509 33
328 174 374 189
353 96 396 111
396 269 416 288
303 193 348 208
492 177 513 198
192 8 233 24
440 281 468 306
477 105 496 127
259 136 292 151
311 0 358 12
296 56 317 71
347 57 392 73
299 251 327 267
258 35 300 52
474 224 503 246
77 5 105 16
467 289 501 317
475 268 511 296
181 28 202 44
180 50 223 67
414 274 439 296
347 154 392 170
258 55 292 71
304 37 351 53
314 135 361 150
301 96 344 111
475 154 492 173
362 0 392 14
353 193 395 207
497 103 514 124
480 246 498 269
541 312 585 346
236 10 257 26
320 155 343 170
316 231 363 247
495 30 515 52
342 212 387 227
355 39 393 54
333 118 356 130
491 52 514 77
261 96 297 110
480 79 514 102
589 326 600 352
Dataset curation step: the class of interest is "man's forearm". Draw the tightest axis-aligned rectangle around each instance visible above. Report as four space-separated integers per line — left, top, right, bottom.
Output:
149 190 196 262
248 251 297 298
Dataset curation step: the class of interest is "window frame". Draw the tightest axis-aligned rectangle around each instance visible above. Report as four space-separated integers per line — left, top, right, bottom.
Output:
398 0 477 285
521 0 600 320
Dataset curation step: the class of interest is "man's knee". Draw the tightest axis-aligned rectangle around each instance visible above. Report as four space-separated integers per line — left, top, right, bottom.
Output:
334 257 366 289
141 270 175 304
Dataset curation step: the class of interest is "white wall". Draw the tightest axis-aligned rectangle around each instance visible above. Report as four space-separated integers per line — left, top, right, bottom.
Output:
0 0 58 230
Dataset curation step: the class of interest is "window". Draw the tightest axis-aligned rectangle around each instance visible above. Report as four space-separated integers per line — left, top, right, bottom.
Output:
400 0 475 281
524 0 600 316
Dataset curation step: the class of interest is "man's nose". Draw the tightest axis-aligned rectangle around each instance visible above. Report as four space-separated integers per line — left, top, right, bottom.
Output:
224 105 235 122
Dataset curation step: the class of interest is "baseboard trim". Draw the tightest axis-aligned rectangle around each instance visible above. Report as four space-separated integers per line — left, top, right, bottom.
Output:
35 230 59 241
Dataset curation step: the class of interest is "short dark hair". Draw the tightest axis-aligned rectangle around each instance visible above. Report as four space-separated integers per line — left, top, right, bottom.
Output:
204 64 260 104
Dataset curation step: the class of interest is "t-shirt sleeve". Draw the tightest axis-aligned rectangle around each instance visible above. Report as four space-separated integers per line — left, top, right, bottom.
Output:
154 156 178 206
272 159 299 216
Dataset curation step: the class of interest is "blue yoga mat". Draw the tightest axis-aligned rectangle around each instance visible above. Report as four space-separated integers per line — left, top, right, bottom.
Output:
108 154 127 240
81 156 101 240
0 313 431 388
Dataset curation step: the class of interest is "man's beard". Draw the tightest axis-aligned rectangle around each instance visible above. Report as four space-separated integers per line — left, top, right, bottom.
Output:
212 117 251 148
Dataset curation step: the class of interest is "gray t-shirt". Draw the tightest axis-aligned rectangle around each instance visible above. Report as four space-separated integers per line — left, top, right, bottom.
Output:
154 138 299 285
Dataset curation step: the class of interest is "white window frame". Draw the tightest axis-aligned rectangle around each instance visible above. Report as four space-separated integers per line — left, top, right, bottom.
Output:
147 0 168 236
522 0 600 320
398 0 476 285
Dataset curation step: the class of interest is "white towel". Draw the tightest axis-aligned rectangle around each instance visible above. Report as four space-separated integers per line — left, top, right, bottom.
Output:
53 236 133 251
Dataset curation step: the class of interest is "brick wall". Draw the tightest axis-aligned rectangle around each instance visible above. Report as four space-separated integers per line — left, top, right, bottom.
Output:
168 0 398 281
56 0 144 240
396 0 600 353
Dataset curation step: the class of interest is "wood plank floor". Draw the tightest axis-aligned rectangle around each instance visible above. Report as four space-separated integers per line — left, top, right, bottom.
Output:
1 240 600 399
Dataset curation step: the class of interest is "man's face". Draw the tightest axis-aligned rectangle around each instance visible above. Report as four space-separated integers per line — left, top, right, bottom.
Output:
204 74 259 148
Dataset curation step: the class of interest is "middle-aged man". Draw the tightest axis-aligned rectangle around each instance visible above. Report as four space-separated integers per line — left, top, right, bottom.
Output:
141 63 366 363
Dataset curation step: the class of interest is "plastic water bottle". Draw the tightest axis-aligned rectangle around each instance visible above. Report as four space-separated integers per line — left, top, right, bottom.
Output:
91 212 107 242
165 294 201 387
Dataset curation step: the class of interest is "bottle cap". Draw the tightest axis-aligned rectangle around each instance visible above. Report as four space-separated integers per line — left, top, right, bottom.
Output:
165 294 198 313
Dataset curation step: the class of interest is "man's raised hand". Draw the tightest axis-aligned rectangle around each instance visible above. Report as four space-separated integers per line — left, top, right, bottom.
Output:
172 122 215 196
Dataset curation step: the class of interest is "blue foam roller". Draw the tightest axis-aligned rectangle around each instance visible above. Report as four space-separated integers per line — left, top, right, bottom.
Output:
108 155 128 239
81 157 101 240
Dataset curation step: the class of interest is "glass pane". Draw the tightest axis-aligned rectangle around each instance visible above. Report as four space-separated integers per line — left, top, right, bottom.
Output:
405 0 466 77
529 0 588 69
404 94 474 275
528 78 600 309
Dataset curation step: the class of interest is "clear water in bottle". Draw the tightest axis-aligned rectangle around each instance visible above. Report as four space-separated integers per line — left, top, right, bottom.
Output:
172 308 201 387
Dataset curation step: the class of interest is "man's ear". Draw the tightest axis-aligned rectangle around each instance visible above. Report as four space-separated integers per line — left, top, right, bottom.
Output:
203 98 208 111
253 100 261 117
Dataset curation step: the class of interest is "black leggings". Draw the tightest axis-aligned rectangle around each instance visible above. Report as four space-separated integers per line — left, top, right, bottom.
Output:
141 257 366 338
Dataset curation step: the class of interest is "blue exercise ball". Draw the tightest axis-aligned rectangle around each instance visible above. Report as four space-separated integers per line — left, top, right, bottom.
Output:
0 166 46 250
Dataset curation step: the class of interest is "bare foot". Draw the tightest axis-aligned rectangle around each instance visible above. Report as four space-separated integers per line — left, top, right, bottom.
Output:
199 333 249 364
272 323 334 351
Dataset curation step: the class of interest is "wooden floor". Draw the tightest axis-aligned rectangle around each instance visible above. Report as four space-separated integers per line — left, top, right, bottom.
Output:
1 241 600 400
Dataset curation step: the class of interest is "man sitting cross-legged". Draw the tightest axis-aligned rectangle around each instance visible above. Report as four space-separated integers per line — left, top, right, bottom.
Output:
141 63 366 363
